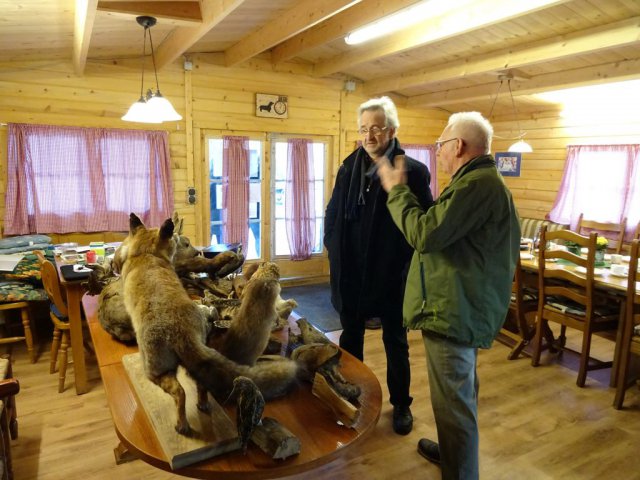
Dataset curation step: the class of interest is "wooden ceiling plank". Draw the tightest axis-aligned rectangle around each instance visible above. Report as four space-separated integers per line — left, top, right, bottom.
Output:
224 0 361 67
364 16 640 94
271 0 419 64
97 1 203 23
410 57 640 107
73 0 99 75
154 0 244 69
313 0 571 77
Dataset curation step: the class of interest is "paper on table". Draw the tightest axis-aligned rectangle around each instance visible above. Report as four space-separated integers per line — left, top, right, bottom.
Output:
0 254 25 272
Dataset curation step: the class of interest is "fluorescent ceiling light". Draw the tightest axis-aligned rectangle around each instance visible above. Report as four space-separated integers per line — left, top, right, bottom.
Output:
345 0 453 45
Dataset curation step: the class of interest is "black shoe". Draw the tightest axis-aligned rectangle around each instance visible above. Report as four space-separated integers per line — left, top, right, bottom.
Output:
392 405 413 435
417 438 441 465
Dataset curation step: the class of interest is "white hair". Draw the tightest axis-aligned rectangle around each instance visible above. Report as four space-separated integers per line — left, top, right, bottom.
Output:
447 111 493 154
358 96 400 130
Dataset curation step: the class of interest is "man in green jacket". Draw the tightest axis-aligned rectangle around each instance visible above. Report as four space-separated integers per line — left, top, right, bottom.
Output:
376 111 520 479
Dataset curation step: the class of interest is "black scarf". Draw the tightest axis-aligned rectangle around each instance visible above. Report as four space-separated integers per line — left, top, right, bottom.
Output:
345 138 403 221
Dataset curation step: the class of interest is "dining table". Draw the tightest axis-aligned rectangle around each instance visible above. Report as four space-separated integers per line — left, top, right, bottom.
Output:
55 257 90 394
81 293 383 479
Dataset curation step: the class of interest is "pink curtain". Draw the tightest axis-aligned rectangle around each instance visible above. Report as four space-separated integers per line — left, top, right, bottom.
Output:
221 136 249 249
548 144 640 238
404 144 438 198
285 138 315 260
4 123 173 234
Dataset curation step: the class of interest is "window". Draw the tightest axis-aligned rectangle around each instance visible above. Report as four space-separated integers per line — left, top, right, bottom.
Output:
208 137 262 260
548 144 640 236
272 136 328 257
4 124 173 234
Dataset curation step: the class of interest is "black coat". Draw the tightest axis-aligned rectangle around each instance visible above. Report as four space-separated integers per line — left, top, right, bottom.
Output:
324 142 434 317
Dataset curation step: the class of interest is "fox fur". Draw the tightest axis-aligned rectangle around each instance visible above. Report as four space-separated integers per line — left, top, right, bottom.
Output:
215 263 281 366
119 213 298 435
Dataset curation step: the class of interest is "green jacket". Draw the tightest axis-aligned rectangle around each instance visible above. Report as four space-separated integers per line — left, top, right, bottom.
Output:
386 154 520 348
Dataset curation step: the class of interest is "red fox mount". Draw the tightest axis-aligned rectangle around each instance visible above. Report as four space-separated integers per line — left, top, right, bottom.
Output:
119 213 298 436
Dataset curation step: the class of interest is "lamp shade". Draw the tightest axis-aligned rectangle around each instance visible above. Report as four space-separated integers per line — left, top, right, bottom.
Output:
121 97 162 123
147 92 182 121
508 140 533 153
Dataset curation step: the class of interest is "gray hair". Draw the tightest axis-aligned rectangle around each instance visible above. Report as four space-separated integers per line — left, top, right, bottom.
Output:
358 96 400 130
447 112 493 154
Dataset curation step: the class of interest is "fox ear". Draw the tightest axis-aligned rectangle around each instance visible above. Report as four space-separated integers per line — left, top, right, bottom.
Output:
160 218 175 240
129 213 144 232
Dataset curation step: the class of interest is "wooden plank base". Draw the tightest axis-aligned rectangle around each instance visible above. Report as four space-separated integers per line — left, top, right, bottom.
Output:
122 353 241 470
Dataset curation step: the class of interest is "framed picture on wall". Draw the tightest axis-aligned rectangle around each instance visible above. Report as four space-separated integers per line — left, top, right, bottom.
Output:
256 93 288 118
495 152 521 177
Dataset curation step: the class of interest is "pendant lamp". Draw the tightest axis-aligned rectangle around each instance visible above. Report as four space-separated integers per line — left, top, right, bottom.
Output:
488 74 533 153
122 16 182 123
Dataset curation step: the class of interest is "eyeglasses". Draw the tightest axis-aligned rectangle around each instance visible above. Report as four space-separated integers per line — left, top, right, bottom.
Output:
435 137 459 150
358 126 388 136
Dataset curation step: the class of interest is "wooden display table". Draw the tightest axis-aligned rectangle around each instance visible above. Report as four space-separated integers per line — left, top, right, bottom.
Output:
82 294 382 479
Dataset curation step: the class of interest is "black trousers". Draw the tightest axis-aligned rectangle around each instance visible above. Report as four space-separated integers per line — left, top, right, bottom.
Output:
339 307 412 407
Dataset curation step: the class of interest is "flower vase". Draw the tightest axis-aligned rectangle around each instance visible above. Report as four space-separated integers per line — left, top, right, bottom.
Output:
595 249 605 267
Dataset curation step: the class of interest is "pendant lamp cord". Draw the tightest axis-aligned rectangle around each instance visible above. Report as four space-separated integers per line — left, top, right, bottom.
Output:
488 79 503 120
507 79 524 140
139 26 147 99
148 25 161 94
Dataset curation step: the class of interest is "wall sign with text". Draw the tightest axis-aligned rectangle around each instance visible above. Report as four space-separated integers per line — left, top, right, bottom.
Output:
255 93 288 118
496 152 521 177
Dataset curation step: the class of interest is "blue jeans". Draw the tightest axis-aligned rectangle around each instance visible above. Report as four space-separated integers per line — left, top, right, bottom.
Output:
422 331 479 480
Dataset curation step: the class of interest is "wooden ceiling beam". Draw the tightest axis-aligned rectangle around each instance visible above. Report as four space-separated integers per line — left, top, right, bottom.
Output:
153 0 244 69
271 0 419 64
96 1 203 23
224 0 361 67
364 16 640 95
313 0 570 77
73 0 99 75
410 58 640 107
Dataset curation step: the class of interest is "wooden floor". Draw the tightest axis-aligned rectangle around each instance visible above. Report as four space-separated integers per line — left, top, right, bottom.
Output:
5 322 640 480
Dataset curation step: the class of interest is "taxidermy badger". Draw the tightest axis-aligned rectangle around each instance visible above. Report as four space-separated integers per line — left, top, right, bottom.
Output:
119 213 298 435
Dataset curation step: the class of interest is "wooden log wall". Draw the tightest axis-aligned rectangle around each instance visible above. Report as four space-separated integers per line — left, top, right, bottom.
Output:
0 56 441 281
2 57 638 279
491 109 640 220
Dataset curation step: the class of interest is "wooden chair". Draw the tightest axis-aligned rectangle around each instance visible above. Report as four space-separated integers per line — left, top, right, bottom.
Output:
531 226 620 387
0 302 35 364
620 221 640 255
0 354 19 480
499 256 539 359
613 239 640 409
36 253 71 393
576 213 627 254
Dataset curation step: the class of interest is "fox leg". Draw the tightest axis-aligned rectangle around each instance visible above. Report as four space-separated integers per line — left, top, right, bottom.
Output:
154 373 192 436
196 383 211 413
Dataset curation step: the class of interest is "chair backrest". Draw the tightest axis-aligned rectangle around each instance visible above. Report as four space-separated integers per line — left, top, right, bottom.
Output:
621 221 640 254
35 252 68 317
538 226 598 314
628 239 640 320
576 213 627 254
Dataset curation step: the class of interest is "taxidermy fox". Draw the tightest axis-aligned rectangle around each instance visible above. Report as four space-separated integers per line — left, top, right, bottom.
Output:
120 213 298 435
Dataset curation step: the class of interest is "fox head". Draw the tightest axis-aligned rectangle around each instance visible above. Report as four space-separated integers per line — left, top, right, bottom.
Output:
113 213 176 272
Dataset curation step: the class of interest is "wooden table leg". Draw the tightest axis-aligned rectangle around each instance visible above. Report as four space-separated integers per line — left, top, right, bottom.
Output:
67 285 88 394
113 441 138 465
610 299 627 388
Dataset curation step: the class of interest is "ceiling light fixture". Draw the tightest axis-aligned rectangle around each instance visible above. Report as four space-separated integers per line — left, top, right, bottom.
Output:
344 0 448 45
488 74 533 153
122 16 182 124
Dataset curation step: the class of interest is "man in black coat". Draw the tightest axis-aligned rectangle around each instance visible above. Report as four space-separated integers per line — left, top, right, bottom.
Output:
324 96 433 435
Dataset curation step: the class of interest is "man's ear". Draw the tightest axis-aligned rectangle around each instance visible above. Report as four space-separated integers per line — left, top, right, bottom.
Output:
159 218 175 240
